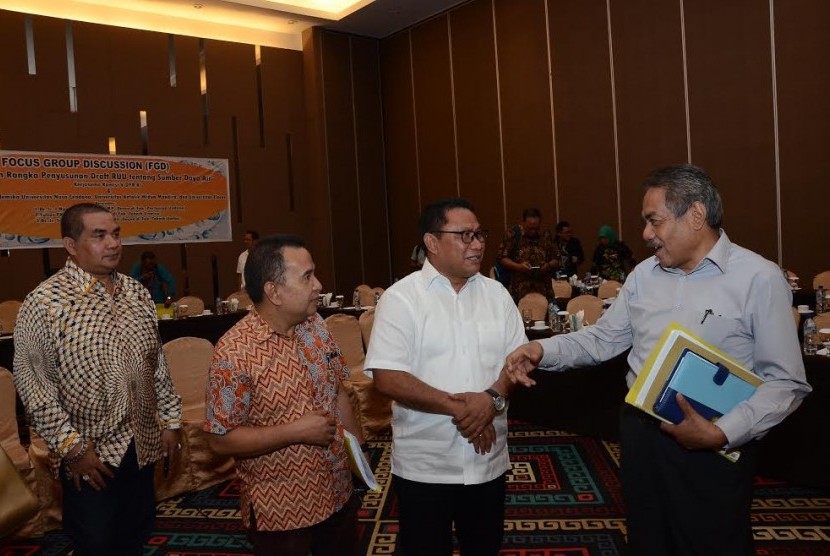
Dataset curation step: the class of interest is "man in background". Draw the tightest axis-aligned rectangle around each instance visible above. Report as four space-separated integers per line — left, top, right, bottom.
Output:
506 165 811 555
497 208 559 301
366 198 527 555
205 234 364 556
130 250 176 303
14 203 182 555
237 229 259 291
554 220 585 278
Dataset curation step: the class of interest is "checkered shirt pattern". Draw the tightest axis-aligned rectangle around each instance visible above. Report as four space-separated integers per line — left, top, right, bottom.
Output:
204 310 352 531
13 258 182 474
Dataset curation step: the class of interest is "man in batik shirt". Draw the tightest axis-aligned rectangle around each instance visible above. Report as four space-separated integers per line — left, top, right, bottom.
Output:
204 234 364 556
497 207 560 301
14 203 182 555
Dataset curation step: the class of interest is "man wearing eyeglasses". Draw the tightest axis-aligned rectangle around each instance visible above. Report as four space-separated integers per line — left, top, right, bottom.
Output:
364 198 528 555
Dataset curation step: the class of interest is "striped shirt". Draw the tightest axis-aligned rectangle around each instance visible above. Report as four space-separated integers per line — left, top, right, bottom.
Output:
13 258 182 473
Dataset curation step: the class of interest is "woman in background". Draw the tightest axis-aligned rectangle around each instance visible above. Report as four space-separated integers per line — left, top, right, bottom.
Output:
591 225 635 281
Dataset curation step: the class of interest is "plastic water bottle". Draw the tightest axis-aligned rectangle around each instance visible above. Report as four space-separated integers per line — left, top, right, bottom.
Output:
352 289 361 309
816 286 825 314
548 299 559 330
803 316 818 355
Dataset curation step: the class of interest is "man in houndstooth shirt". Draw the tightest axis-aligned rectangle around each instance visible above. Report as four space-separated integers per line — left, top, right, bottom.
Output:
14 203 182 555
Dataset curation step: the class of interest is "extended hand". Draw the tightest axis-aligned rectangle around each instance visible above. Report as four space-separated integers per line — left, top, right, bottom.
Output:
295 410 338 447
504 342 543 386
660 394 728 451
449 392 495 439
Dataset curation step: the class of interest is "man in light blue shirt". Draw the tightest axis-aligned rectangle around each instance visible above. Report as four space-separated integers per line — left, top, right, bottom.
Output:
506 164 811 555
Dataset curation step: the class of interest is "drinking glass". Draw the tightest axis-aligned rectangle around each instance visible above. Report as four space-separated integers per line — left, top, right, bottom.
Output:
522 309 533 328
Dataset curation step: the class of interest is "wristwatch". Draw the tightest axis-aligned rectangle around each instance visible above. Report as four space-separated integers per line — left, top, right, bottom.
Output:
485 388 507 413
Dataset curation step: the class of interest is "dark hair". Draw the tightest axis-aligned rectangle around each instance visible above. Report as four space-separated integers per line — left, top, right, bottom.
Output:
418 198 475 237
522 208 542 220
246 230 260 240
642 164 723 229
140 251 156 261
245 234 306 304
60 203 111 240
555 221 571 233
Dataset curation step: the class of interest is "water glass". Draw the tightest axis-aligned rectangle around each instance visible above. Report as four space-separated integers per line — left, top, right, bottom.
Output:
522 309 533 328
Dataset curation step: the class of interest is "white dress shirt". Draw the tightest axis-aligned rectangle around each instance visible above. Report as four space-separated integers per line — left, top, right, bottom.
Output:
537 231 811 449
365 258 526 484
237 250 248 289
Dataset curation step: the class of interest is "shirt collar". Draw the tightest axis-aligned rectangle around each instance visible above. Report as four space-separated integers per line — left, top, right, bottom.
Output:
651 229 730 275
64 257 122 295
246 307 315 345
419 257 480 291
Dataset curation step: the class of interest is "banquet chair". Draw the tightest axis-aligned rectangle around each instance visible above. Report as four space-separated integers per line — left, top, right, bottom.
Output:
155 337 234 500
517 293 548 322
358 308 375 350
370 287 385 305
324 314 391 440
813 271 830 290
324 313 365 371
355 284 374 307
0 300 22 332
552 280 572 300
1 367 52 537
226 290 252 311
176 295 205 316
597 280 623 299
566 295 604 325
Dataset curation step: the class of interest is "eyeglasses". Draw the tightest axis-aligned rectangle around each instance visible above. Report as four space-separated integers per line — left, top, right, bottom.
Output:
430 229 488 244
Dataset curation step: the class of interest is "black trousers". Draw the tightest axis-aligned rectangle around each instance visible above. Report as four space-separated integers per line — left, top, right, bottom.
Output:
620 404 758 556
60 441 156 556
247 495 359 556
392 473 506 556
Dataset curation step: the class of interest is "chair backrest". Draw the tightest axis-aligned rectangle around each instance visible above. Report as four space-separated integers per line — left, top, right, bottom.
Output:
355 284 374 307
162 337 214 420
358 308 375 351
552 280 572 300
0 300 23 332
813 271 830 290
0 367 26 458
814 312 830 332
792 306 801 329
597 280 623 299
566 294 604 325
176 296 205 316
517 293 548 321
324 313 365 369
227 290 252 310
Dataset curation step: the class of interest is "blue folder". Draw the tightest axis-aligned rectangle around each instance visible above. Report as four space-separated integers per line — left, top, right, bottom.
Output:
653 348 757 424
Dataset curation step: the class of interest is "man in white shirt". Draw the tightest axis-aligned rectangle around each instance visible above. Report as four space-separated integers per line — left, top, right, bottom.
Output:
237 230 259 291
364 198 527 556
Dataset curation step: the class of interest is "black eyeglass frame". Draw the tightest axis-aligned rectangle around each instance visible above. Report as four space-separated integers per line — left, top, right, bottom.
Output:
429 229 489 244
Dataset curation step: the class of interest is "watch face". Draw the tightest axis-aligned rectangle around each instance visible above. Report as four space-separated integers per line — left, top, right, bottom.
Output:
493 396 506 412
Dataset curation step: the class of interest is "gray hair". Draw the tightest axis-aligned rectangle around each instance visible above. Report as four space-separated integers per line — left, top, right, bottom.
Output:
642 164 723 229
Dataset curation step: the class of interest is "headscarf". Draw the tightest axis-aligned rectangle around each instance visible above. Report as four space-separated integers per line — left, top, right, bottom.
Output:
598 225 618 245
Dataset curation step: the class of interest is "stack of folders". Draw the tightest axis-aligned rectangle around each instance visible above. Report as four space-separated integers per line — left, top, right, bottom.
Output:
340 426 380 492
626 322 763 462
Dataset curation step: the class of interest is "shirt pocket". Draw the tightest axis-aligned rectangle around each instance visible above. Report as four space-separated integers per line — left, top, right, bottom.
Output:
476 321 505 372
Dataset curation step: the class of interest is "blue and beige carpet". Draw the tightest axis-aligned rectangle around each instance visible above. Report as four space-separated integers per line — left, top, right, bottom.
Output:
3 423 829 555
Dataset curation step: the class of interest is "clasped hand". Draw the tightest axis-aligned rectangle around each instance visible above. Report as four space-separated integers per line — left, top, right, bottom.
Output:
449 392 496 454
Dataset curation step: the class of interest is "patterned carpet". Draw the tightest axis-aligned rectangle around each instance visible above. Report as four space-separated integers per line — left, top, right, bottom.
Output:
3 423 829 555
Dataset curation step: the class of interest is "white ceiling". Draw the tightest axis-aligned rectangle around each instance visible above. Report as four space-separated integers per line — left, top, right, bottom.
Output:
0 0 469 50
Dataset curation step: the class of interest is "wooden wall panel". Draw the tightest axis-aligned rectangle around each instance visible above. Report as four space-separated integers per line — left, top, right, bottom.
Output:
775 0 830 281
495 0 556 223
548 0 618 259
380 32 420 281
411 16 457 204
610 0 688 263
351 36 391 287
450 0 505 269
684 0 777 262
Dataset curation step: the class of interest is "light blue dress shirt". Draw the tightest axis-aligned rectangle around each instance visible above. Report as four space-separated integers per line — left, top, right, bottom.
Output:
537 231 811 449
